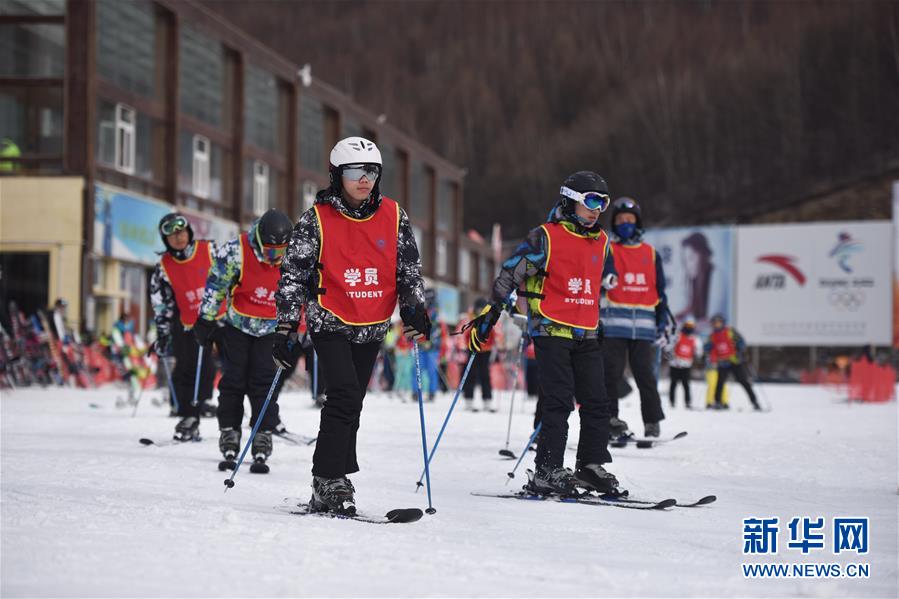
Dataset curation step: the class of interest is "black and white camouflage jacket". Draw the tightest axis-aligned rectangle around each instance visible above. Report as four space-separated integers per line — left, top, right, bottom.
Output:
275 189 425 344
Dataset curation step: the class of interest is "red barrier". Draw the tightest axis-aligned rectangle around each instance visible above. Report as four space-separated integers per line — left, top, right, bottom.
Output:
848 359 896 402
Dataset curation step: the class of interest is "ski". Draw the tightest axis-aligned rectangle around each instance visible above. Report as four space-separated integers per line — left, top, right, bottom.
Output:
470 491 677 511
138 437 202 447
596 493 717 508
273 430 317 446
278 498 423 524
609 430 688 448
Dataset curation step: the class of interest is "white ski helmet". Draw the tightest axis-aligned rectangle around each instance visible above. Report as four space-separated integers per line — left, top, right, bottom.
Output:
329 136 382 169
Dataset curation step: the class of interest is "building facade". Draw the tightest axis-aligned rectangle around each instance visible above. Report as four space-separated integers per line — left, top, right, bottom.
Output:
0 0 495 335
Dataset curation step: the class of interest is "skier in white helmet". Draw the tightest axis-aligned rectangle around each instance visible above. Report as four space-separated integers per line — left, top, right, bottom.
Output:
273 137 430 515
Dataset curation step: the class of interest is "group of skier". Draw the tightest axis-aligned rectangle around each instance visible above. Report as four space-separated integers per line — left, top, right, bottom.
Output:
149 134 757 516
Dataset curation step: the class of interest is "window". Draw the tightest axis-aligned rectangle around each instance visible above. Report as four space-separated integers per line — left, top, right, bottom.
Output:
479 255 492 290
0 85 63 156
0 22 65 78
191 135 210 198
341 117 362 140
436 237 448 278
436 179 456 232
0 2 65 174
253 160 269 215
114 103 135 175
96 0 157 98
0 0 66 15
299 94 324 172
244 64 278 151
179 24 227 128
458 248 471 285
409 160 432 223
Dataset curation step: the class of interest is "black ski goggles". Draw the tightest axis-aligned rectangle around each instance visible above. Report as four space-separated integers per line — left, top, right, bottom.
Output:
341 164 381 183
560 186 611 212
160 215 189 236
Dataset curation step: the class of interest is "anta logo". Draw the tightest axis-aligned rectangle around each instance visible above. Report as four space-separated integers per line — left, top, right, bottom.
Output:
376 239 386 249
591 254 599 263
755 255 806 289
828 232 862 274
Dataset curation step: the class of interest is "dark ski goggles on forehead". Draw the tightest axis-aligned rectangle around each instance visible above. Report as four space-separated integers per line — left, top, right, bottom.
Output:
341 164 381 183
560 186 611 212
161 215 189 235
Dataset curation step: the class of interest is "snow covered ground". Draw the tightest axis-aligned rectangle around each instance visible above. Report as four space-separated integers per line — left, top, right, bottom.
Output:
2 381 897 598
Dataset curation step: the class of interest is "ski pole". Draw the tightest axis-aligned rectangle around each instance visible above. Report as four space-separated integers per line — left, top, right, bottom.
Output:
499 336 526 458
160 355 180 414
224 367 283 491
506 421 542 484
415 352 476 490
130 372 149 418
191 345 204 407
412 341 436 514
312 349 318 400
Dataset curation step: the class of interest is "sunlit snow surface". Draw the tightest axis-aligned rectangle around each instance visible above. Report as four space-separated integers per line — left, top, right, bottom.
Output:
2 382 897 597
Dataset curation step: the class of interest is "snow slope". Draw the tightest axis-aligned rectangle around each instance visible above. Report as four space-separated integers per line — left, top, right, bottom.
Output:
2 382 897 598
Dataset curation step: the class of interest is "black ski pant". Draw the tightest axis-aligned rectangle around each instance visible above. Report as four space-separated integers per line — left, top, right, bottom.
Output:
171 323 216 418
310 332 381 479
463 351 493 401
216 324 283 432
602 337 665 425
669 366 692 407
534 336 611 470
715 362 759 408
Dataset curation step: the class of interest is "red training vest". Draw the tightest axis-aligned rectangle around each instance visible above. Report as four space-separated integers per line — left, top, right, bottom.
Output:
607 242 659 308
536 224 607 329
673 333 696 361
160 240 225 326
315 198 399 325
231 233 281 320
710 328 737 361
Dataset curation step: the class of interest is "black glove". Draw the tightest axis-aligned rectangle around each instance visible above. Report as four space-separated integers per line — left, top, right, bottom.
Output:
400 304 432 341
272 321 303 370
466 303 502 353
193 318 217 347
152 332 172 357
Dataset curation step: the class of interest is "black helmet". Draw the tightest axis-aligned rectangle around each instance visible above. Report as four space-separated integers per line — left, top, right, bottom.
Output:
559 171 609 229
610 197 643 230
158 212 194 256
255 209 293 246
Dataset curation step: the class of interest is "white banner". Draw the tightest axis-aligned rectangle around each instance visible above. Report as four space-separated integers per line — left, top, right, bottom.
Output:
735 221 892 346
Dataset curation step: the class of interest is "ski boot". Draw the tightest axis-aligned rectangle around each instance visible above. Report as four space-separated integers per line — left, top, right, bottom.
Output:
173 416 200 442
199 400 217 418
483 400 498 413
574 462 624 497
524 466 579 496
217 427 240 471
644 421 660 438
250 430 272 474
464 399 478 413
609 416 630 438
310 476 356 515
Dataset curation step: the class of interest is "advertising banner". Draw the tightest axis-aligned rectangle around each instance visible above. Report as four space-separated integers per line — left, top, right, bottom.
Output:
180 206 240 247
643 226 734 335
94 183 171 265
734 221 892 346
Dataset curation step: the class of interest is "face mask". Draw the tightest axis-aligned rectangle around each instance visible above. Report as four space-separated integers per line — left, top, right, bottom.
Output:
614 223 637 239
